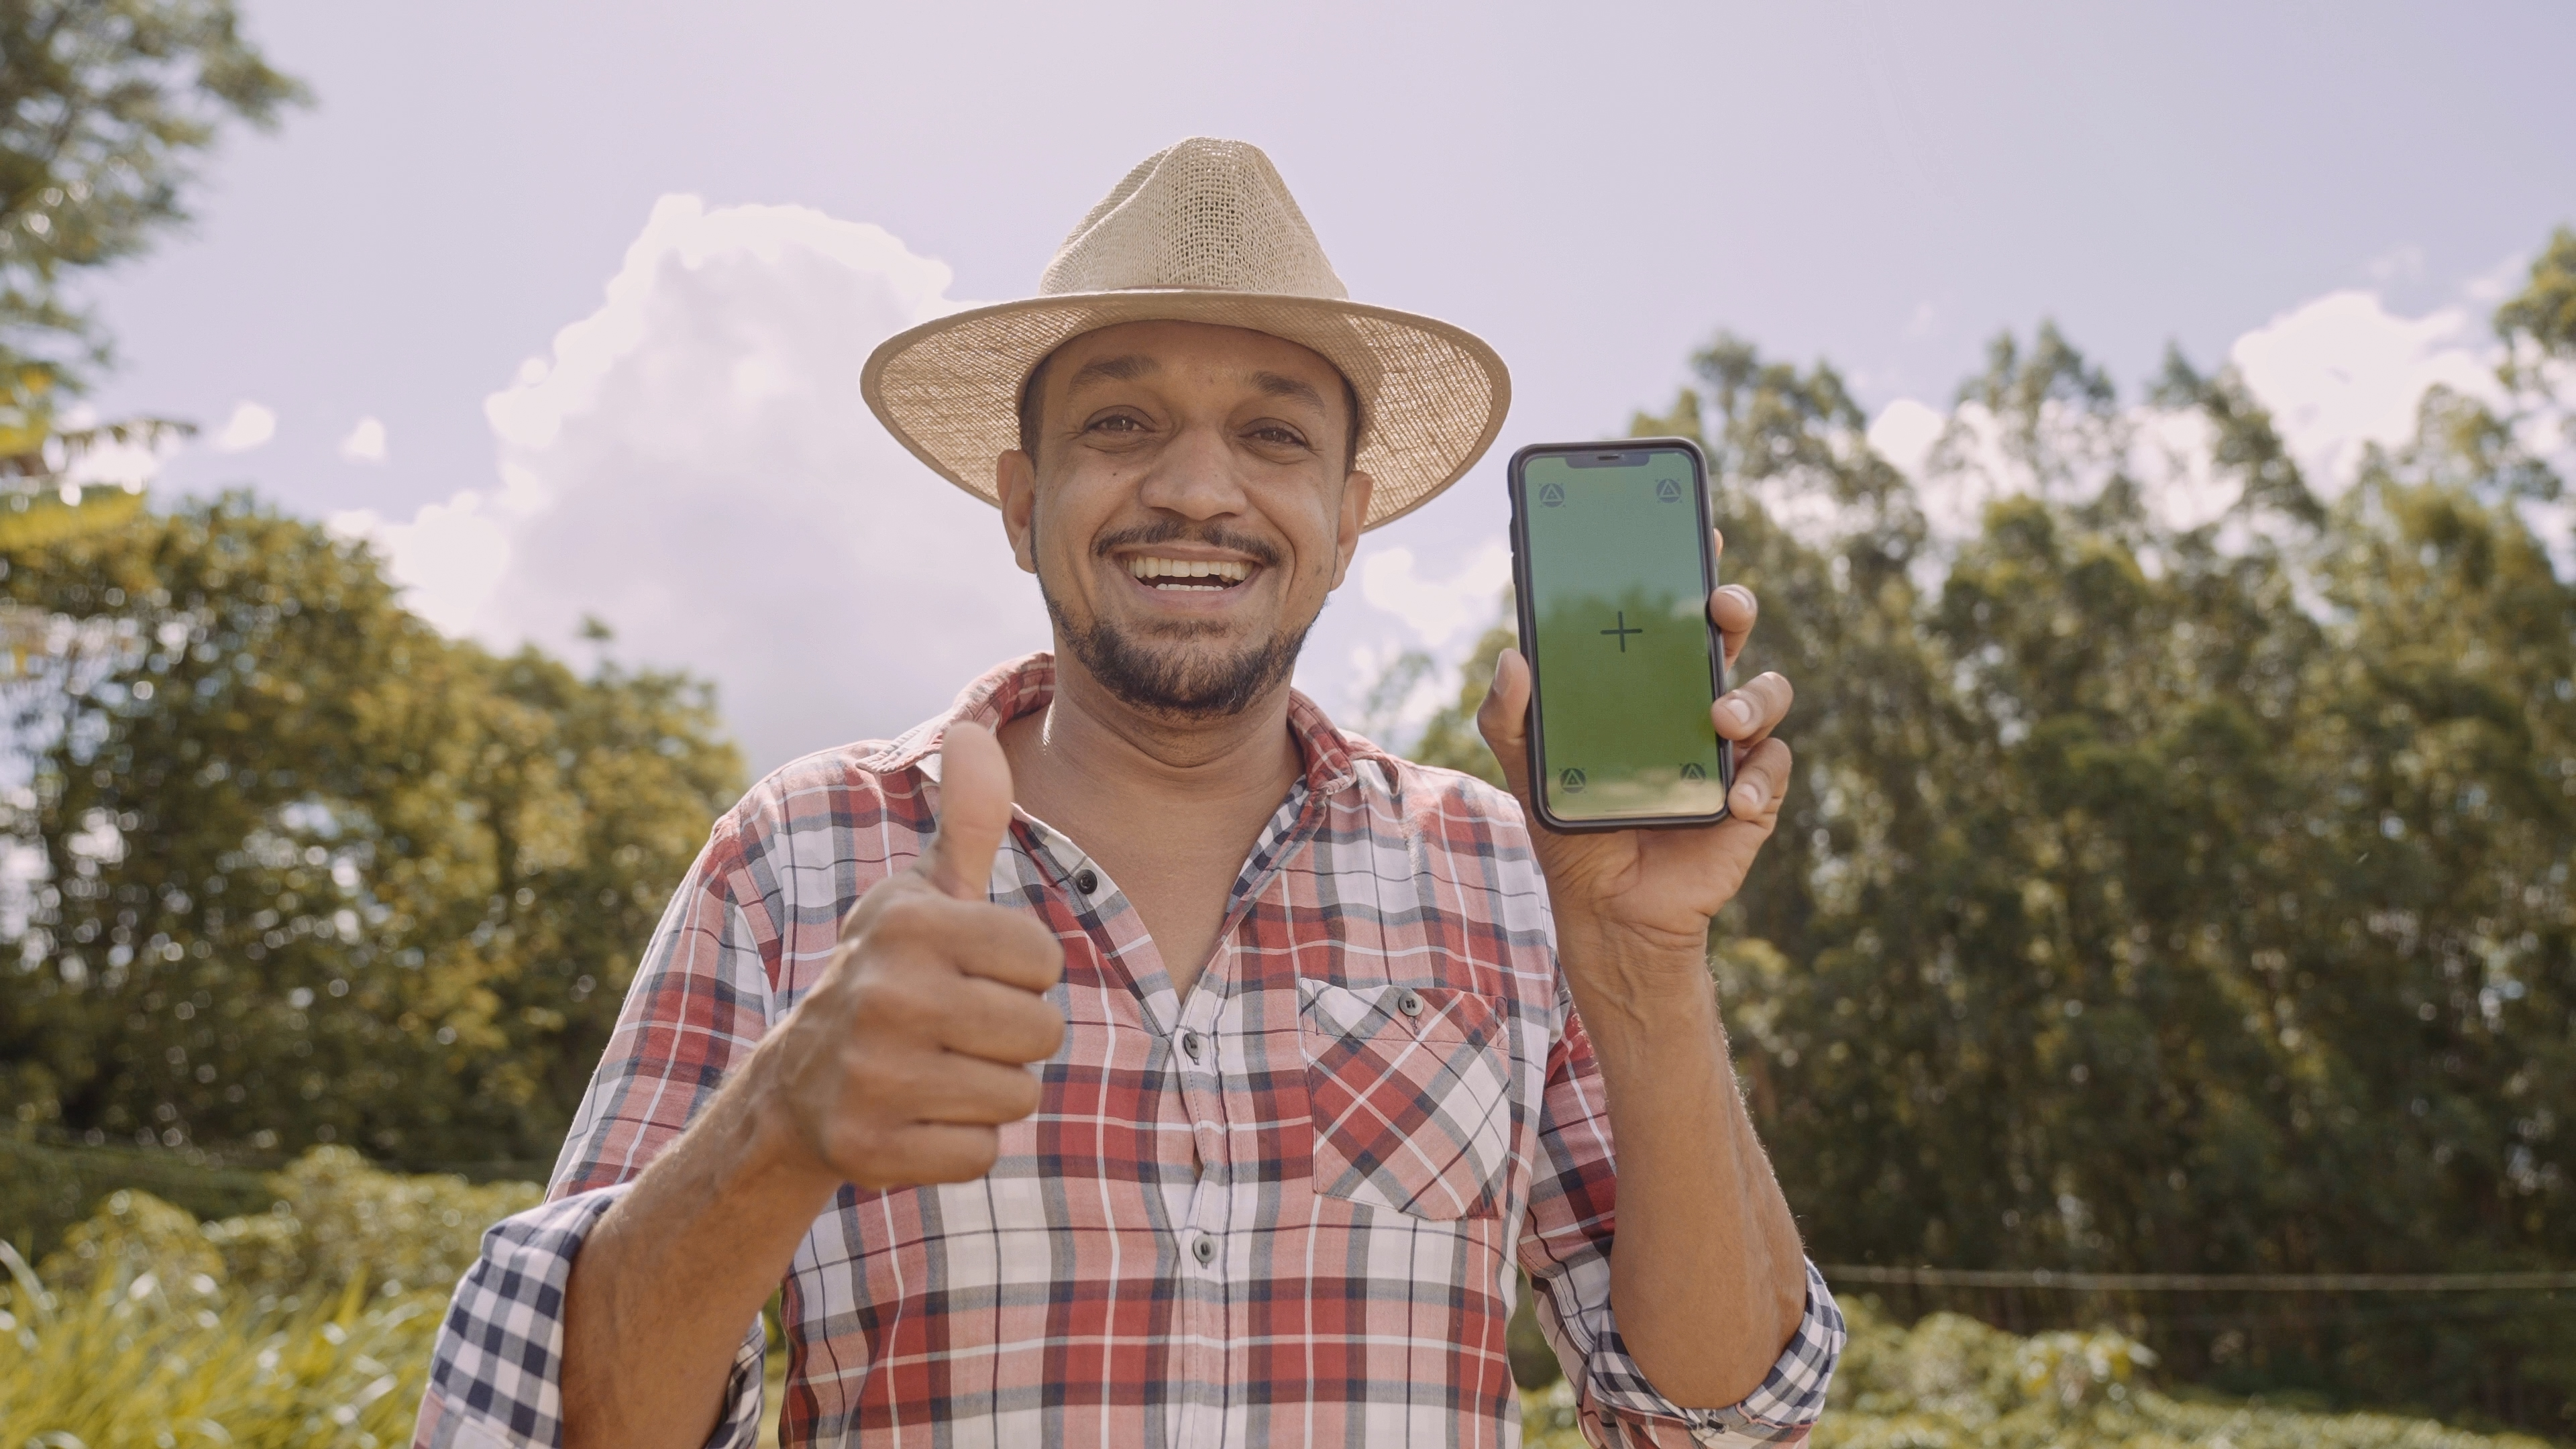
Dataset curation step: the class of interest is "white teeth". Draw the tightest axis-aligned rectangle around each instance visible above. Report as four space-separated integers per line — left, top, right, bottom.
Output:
1125 556 1252 584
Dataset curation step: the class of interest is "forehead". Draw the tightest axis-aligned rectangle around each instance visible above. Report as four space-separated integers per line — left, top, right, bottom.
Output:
1049 320 1343 400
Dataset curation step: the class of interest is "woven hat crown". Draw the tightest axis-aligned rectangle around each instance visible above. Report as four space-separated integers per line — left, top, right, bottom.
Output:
861 137 1509 529
1040 138 1350 301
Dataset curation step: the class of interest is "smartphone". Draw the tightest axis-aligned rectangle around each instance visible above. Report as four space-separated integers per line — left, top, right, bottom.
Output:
1506 438 1732 832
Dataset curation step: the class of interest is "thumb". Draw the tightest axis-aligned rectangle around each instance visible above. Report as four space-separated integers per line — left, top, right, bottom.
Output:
920 722 1014 900
1473 648 1538 807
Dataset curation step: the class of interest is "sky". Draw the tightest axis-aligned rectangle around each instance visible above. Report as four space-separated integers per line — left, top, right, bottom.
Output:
67 0 2576 773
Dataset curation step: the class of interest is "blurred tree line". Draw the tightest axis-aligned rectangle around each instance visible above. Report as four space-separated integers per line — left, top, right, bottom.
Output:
1407 228 2576 1433
1 500 742 1203
0 0 745 1251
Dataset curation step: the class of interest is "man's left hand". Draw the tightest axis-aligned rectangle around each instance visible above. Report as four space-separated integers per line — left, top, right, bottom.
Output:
1476 529 1790 993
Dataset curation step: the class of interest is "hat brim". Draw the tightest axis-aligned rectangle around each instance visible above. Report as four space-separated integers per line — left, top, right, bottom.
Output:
861 290 1511 531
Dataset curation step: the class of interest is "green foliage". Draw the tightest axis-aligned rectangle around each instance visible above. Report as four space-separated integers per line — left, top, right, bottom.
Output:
0 0 305 391
1515 1300 2549 1448
22 1175 2546 1449
1405 609 1517 788
0 1256 442 1448
1387 237 2576 1432
1811 1299 2547 1449
0 1157 495 1448
0 496 743 1214
2496 226 2576 366
36 1148 540 1303
0 476 144 543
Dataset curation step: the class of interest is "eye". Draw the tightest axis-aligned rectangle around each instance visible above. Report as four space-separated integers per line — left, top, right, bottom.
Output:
1247 423 1310 449
1086 413 1147 435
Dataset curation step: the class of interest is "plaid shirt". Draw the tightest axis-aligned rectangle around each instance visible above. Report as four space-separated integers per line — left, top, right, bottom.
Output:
415 654 1842 1449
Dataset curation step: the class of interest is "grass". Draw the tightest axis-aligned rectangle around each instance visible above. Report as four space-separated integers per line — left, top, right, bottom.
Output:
0 1240 445 1448
4 1167 2557 1448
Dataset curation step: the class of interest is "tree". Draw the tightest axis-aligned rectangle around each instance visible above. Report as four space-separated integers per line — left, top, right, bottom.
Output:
1 0 303 392
1379 231 2576 1431
1 496 742 1175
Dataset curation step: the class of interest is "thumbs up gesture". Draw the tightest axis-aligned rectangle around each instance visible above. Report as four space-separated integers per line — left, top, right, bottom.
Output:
765 723 1067 1189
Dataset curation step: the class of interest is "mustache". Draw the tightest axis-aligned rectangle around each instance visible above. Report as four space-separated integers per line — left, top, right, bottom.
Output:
1090 520 1283 571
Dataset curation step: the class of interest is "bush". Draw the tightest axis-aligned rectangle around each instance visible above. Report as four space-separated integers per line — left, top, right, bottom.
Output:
1 1238 444 1448
0 1148 537 1446
9 1156 2553 1449
36 1146 541 1302
1796 1298 2553 1449
1513 1299 2555 1448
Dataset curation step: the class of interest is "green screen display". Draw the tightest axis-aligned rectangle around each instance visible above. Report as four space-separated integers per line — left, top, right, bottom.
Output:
1519 448 1729 823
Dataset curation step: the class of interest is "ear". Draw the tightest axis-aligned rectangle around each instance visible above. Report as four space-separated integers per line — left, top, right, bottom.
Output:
997 448 1039 575
1326 468 1374 590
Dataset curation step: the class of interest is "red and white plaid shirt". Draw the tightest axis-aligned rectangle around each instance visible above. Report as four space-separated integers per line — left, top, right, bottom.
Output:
416 654 1841 1449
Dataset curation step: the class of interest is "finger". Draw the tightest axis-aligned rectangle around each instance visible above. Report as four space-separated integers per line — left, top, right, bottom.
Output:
877 1123 1002 1185
936 975 1070 1065
1472 647 1538 805
1709 584 1758 673
1713 671 1794 742
920 721 1014 901
861 888 1066 992
956 909 1066 994
1727 737 1793 822
910 1053 1048 1126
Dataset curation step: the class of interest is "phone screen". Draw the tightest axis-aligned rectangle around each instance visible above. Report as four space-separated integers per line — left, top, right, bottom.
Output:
1515 445 1729 825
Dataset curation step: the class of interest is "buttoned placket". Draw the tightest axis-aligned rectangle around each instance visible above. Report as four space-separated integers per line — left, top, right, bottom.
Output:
1007 780 1332 1449
1007 810 1225 1444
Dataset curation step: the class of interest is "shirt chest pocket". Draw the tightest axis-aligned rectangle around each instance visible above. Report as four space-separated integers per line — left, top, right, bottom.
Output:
1301 980 1513 1222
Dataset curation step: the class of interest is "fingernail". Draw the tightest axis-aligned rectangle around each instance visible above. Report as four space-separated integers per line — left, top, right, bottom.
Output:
1725 698 1754 727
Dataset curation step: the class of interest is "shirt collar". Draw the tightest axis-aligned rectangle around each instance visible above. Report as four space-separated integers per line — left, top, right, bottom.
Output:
864 651 1376 798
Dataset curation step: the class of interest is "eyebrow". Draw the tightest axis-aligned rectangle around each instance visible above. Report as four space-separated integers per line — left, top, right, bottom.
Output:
1065 354 1159 391
1250 371 1328 412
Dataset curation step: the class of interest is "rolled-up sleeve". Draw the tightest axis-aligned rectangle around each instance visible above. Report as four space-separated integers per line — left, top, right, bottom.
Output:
1517 986 1846 1448
413 1189 765 1449
413 806 784 1449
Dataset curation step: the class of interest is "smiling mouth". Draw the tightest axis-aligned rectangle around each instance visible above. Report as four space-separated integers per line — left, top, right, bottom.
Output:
1124 555 1254 592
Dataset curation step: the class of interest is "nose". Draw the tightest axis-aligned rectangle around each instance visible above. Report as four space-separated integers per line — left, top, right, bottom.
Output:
1132 421 1250 522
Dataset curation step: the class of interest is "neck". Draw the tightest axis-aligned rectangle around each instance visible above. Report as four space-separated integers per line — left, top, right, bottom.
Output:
998 647 1307 999
1013 647 1303 800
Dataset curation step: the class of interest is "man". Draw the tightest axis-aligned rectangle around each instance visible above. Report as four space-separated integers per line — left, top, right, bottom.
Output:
415 138 1841 1449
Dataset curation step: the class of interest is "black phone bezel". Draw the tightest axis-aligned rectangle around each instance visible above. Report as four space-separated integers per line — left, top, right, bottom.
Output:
1506 437 1733 834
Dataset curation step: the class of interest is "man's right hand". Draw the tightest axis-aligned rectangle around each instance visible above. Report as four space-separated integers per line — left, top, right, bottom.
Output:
761 720 1067 1189
561 722 1064 1449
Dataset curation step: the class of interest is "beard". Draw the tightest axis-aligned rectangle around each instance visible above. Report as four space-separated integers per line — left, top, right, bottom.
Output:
1039 521 1311 720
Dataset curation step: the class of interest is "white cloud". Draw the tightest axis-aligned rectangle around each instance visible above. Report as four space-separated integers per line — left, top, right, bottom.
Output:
2226 290 2500 494
1855 278 2528 555
327 465 539 635
1358 539 1511 650
209 401 277 453
55 404 172 493
1864 396 1945 480
339 416 388 464
339 194 1044 773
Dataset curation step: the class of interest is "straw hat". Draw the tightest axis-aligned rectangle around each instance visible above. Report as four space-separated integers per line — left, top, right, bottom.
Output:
861 138 1511 530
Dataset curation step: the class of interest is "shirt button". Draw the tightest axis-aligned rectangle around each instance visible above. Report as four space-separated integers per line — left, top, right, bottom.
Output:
1072 867 1099 895
1180 1030 1204 1061
1397 989 1425 1018
1191 1235 1216 1267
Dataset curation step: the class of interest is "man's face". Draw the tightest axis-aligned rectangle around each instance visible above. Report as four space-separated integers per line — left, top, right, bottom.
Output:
995 320 1373 720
